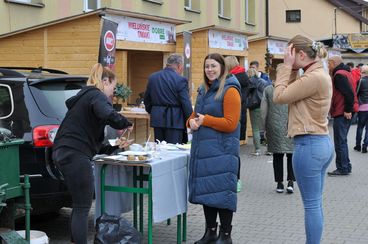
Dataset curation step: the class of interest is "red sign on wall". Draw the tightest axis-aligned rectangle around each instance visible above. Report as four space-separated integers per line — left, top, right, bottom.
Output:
98 19 118 70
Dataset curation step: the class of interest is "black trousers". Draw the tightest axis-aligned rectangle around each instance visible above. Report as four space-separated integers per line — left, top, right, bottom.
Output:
203 205 233 233
53 147 94 244
154 127 184 144
273 153 295 182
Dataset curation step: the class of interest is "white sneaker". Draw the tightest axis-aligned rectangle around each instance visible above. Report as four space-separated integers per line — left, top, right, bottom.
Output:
276 182 284 193
286 181 294 194
251 151 261 156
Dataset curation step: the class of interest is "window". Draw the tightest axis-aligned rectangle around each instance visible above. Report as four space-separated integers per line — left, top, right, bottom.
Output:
84 0 100 11
142 0 163 5
30 82 84 119
0 84 13 119
184 0 200 12
218 0 231 19
4 0 44 7
245 0 255 25
286 10 301 23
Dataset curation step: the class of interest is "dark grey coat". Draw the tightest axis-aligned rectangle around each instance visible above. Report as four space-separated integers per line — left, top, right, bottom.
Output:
261 85 293 153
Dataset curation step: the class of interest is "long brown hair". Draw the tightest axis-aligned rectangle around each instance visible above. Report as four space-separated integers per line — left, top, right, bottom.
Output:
87 63 116 91
288 35 327 59
203 53 228 100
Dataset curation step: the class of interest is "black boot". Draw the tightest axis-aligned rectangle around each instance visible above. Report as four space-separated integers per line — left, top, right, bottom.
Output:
215 226 232 244
194 223 218 244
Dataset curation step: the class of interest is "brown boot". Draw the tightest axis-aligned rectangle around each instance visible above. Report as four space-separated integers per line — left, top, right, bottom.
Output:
194 223 218 244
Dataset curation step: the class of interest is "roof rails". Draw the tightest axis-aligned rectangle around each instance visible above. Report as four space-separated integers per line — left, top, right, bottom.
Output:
0 68 25 77
0 67 68 76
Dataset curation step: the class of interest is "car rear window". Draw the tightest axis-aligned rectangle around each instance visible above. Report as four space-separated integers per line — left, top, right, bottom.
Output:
0 84 13 118
30 81 85 119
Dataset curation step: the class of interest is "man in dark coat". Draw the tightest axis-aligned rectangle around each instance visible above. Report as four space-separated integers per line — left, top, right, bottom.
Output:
327 56 355 176
144 54 193 144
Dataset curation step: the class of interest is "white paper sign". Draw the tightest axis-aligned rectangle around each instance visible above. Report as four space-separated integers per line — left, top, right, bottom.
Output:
267 39 288 55
106 15 176 44
208 30 248 51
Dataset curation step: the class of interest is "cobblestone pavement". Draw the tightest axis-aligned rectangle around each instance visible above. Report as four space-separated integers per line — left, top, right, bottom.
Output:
30 124 368 243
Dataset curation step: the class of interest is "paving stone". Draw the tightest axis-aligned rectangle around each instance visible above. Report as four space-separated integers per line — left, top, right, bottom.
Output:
28 124 368 243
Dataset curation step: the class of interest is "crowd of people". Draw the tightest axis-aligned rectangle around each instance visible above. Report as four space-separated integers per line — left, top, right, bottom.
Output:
53 33 368 243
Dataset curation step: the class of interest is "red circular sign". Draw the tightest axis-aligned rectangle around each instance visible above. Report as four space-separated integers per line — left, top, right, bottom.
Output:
104 30 115 52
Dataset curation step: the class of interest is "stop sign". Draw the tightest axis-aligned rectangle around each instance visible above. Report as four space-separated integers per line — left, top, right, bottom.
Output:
104 30 115 52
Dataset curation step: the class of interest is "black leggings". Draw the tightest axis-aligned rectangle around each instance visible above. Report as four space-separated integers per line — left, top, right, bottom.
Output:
273 153 295 182
53 147 94 244
203 205 233 233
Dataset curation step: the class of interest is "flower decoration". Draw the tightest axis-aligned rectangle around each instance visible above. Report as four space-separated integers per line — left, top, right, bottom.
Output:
311 41 324 52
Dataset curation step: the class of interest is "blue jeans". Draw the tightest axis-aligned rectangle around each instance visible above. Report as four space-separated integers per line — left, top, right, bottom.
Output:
293 135 333 244
333 116 352 173
356 111 368 147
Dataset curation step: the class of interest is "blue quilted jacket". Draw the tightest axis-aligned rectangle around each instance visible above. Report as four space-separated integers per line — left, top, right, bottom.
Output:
188 75 240 212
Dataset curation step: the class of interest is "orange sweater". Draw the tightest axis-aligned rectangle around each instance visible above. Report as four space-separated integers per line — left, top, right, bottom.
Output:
187 87 241 133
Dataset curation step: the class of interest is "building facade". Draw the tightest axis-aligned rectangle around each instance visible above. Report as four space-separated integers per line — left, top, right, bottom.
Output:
249 0 368 79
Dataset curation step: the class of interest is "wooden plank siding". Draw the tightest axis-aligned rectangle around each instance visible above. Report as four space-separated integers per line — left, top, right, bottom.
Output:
0 29 45 67
190 30 208 100
0 15 101 75
248 39 267 72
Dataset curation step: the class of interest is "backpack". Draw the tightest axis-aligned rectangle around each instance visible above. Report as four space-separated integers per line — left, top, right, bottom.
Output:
245 77 267 110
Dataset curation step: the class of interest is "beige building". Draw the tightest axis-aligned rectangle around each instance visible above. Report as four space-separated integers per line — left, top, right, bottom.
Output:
0 0 264 95
249 0 368 77
0 0 263 142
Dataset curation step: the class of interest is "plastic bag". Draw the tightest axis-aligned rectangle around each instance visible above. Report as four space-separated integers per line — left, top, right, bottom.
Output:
94 213 142 244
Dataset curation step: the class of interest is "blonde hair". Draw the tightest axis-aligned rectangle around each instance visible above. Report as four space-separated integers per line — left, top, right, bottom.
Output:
224 56 239 72
203 53 228 100
87 63 116 91
289 35 327 59
247 67 258 77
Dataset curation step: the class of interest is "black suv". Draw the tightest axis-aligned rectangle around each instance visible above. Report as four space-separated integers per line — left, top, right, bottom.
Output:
0 67 87 220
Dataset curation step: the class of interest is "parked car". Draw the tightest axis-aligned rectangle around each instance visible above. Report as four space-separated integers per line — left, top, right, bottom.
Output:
0 67 87 224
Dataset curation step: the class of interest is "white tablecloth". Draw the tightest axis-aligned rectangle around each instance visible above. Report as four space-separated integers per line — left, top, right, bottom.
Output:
95 149 190 223
149 151 189 223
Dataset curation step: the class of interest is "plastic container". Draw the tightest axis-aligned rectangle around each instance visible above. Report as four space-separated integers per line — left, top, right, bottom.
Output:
16 230 49 244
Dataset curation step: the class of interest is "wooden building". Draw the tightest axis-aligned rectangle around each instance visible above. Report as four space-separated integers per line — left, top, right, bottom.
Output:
0 8 187 143
177 25 251 98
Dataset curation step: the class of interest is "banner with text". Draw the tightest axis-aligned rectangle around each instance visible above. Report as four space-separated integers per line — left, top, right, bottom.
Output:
98 18 118 70
208 30 248 51
106 15 176 44
333 33 368 53
267 39 288 55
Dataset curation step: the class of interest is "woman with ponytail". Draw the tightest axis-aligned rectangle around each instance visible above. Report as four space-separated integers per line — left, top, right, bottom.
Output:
273 35 333 244
53 63 133 244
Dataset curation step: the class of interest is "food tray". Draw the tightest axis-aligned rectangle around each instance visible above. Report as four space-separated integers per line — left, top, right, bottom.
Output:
102 155 152 163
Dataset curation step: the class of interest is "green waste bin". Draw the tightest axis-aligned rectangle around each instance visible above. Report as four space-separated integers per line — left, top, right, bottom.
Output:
0 139 31 242
0 139 24 199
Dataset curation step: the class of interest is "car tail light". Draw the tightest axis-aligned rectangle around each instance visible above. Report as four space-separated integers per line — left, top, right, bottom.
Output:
33 125 59 147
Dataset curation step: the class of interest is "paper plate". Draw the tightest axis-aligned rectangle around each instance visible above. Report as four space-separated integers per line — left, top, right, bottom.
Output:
119 151 149 156
176 144 191 150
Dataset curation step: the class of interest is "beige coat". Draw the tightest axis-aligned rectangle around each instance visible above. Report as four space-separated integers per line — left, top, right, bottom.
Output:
273 61 332 137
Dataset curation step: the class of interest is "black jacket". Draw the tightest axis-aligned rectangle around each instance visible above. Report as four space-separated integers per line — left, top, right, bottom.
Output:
358 76 368 105
144 67 192 129
332 63 354 113
53 86 132 158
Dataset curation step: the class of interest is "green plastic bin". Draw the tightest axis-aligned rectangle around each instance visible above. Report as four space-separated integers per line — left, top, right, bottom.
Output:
0 139 24 200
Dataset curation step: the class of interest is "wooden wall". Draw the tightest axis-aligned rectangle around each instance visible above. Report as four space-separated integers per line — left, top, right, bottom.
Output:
190 30 208 100
248 39 267 72
0 15 101 75
128 50 163 105
0 29 45 67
